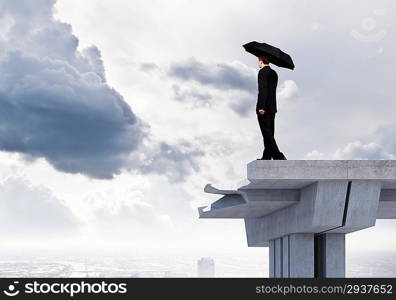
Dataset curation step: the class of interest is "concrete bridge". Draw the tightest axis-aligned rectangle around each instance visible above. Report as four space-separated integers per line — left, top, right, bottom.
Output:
198 160 396 278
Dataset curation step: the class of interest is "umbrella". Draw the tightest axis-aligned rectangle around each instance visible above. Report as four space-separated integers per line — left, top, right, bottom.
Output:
243 41 295 70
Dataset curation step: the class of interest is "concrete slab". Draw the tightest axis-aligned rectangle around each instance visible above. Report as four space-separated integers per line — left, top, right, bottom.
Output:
199 189 299 218
246 160 396 189
248 160 348 182
199 160 396 220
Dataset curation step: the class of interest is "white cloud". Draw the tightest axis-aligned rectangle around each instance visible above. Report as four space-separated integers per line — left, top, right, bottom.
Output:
277 80 299 105
333 140 395 159
0 176 81 238
83 187 175 241
305 149 326 160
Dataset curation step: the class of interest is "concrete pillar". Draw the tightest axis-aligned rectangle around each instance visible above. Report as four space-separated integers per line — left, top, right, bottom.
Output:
315 233 345 277
282 235 289 277
269 233 314 278
269 240 274 277
275 238 282 277
289 233 314 277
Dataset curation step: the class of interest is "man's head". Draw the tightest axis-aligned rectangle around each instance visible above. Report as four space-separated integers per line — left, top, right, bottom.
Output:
258 56 270 68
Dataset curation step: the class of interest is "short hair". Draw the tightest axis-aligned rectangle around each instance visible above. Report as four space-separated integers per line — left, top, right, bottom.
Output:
258 56 270 64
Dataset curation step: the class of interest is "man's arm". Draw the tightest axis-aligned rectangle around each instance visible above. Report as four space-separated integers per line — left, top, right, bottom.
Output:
257 70 269 111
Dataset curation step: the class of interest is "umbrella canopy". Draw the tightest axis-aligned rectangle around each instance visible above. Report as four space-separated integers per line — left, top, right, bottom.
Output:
243 41 295 70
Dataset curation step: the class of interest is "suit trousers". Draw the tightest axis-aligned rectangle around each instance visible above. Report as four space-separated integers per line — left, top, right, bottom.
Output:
257 112 285 159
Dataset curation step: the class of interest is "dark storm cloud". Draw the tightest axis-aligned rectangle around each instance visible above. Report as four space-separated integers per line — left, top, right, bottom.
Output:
168 57 256 92
0 0 202 182
0 50 147 179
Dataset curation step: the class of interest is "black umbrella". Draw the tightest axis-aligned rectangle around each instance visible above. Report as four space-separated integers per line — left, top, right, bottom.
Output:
243 41 295 70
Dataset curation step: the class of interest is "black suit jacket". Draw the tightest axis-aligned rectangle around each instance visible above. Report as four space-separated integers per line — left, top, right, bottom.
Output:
256 65 278 114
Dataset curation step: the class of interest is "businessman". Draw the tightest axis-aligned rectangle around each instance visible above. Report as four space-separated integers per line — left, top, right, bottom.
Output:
256 56 287 160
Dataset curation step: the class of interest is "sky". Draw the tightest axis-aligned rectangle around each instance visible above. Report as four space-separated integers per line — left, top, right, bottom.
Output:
0 0 396 261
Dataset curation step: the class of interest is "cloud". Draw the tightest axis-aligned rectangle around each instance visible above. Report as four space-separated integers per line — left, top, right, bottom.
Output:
0 0 203 182
171 84 212 107
333 141 386 159
83 186 175 240
0 0 148 179
375 125 396 154
330 125 396 160
306 124 396 160
168 57 256 92
277 80 299 103
167 57 298 116
167 57 256 115
135 139 205 183
305 149 325 159
0 176 80 237
139 62 160 72
333 141 394 159
195 134 239 157
0 50 150 179
228 96 253 117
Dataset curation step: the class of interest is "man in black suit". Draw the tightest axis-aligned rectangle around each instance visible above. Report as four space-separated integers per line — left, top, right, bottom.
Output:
256 56 287 160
